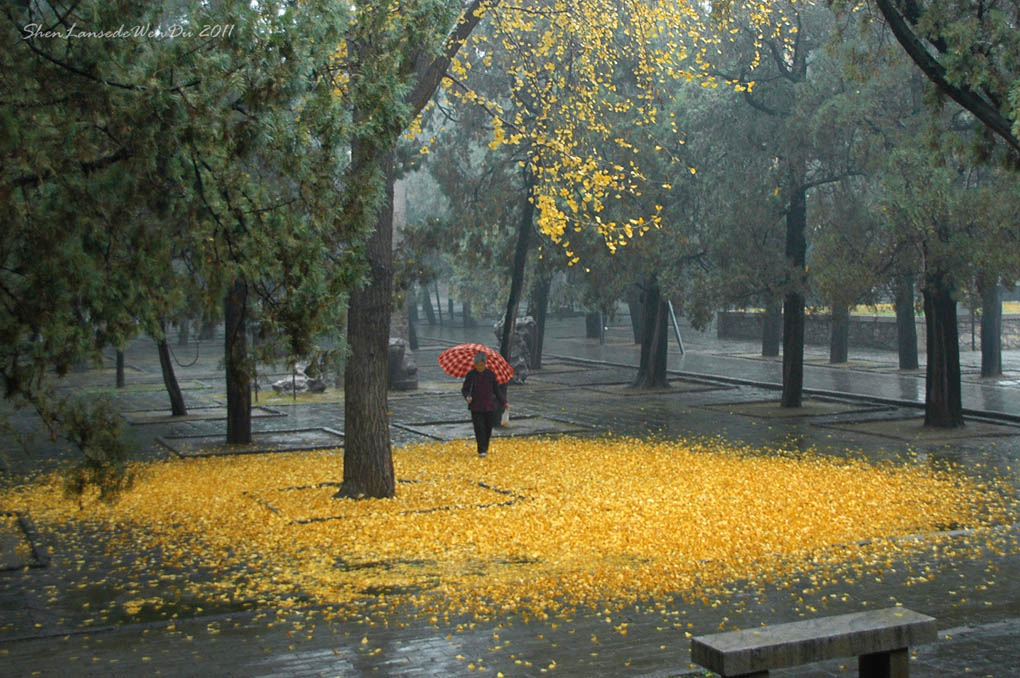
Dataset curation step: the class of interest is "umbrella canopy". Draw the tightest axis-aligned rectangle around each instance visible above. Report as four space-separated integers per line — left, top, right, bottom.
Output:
437 343 514 384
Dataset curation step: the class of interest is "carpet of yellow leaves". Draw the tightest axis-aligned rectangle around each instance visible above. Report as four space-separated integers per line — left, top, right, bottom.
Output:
2 436 1014 624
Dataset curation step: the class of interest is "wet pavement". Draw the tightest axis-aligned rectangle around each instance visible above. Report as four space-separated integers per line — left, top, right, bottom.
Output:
1 314 1019 677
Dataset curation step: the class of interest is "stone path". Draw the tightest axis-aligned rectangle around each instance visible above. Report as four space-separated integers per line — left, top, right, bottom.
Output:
1 316 1019 677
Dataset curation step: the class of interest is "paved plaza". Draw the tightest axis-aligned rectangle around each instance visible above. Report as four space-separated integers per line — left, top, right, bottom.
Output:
1 315 1019 677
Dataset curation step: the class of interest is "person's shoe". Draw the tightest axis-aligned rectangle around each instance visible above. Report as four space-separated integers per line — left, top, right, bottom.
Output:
479 450 487 457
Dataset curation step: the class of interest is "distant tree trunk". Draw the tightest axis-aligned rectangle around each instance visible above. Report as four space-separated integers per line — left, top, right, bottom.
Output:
421 285 436 325
530 274 552 369
199 317 216 341
434 282 444 327
157 323 187 416
632 275 669 389
337 151 396 499
448 297 455 322
894 271 919 370
409 291 419 323
978 273 1002 378
922 271 963 428
781 184 807 407
407 293 419 351
829 304 850 363
463 300 475 328
585 311 601 338
499 166 534 360
115 350 125 388
762 299 782 357
626 284 644 344
224 280 251 443
177 318 189 346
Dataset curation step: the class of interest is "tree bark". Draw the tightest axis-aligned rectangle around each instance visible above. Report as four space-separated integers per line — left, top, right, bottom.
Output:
499 166 534 360
463 300 475 328
157 325 187 417
434 281 444 327
407 293 419 351
224 279 251 443
922 271 964 428
632 276 669 389
762 299 782 357
626 284 644 344
894 271 919 370
829 304 850 363
408 290 419 323
115 350 125 388
585 311 602 338
177 318 189 346
781 185 807 407
421 285 436 325
530 273 552 369
978 273 1002 378
199 317 216 341
337 153 396 499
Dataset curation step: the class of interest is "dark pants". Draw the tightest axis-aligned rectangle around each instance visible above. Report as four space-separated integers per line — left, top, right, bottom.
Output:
471 410 497 454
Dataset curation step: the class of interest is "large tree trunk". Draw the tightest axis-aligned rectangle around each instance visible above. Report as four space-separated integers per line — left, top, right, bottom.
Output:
224 279 251 443
894 271 919 370
829 304 850 363
463 300 475 328
499 167 534 360
632 276 669 389
626 284 644 344
157 324 187 417
530 273 552 369
978 273 1002 378
762 299 782 357
922 271 964 428
115 350 125 388
337 153 396 499
781 185 807 407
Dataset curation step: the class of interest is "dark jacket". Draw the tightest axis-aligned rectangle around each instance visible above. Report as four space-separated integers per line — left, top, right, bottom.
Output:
462 368 506 412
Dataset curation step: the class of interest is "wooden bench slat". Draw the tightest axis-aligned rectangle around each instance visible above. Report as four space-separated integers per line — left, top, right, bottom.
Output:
691 607 936 676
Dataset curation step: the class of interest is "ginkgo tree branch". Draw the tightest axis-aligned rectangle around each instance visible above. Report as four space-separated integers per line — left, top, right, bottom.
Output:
872 0 1020 156
406 0 499 118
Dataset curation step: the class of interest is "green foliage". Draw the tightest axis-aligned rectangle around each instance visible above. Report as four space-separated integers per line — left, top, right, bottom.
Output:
2 0 366 493
60 398 134 502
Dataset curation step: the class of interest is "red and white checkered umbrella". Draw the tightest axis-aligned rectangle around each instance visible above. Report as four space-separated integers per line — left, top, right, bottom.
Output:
437 343 514 384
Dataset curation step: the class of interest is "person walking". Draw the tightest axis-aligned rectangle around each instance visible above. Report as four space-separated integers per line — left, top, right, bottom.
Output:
462 352 508 457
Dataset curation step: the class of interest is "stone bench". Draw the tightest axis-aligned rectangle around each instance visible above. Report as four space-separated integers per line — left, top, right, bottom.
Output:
690 607 936 677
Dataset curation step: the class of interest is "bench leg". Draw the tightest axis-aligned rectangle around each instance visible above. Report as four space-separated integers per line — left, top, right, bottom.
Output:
859 647 909 678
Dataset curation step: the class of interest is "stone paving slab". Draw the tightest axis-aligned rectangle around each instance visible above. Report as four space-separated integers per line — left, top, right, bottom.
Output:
395 415 591 442
158 427 345 457
528 366 641 386
0 513 33 571
583 380 735 396
727 353 900 371
77 380 211 394
818 417 1020 443
0 512 46 571
701 398 884 419
122 405 285 425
